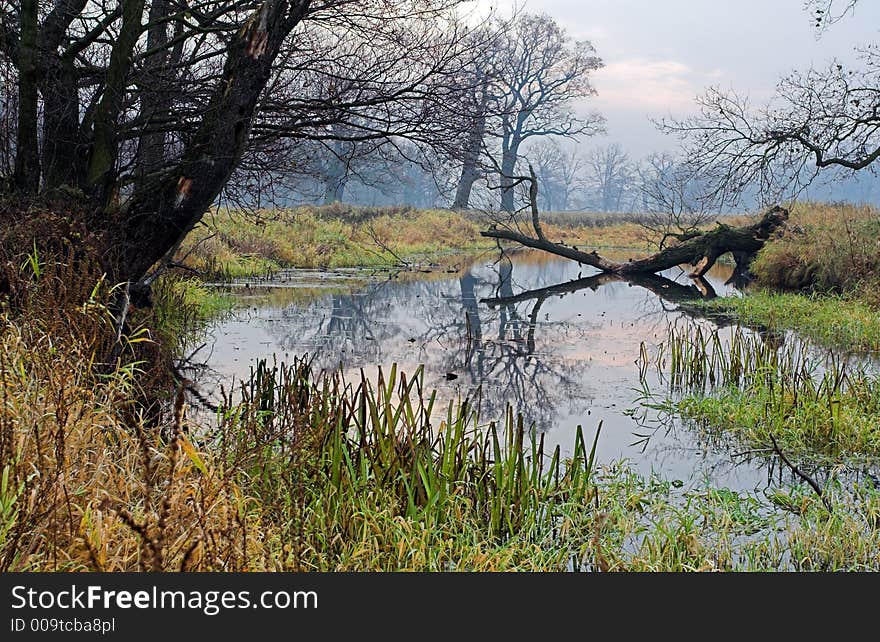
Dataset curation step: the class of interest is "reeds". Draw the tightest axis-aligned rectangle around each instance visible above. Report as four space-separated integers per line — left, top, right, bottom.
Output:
640 321 880 458
644 322 818 392
0 284 606 570
217 358 601 550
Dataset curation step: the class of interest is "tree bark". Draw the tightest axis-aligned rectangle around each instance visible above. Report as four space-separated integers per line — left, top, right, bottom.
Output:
36 0 90 189
86 0 145 202
120 0 312 288
499 143 518 213
322 143 349 204
13 0 39 193
133 0 172 191
482 206 789 278
41 55 83 189
452 79 488 210
452 150 480 210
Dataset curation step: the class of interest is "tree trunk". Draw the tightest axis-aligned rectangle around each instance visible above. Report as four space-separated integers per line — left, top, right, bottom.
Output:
41 56 83 189
500 143 519 213
452 155 479 210
35 0 90 190
322 174 347 204
118 0 311 290
133 0 172 190
321 136 351 204
322 152 348 204
13 0 39 193
452 81 488 210
482 206 789 278
86 0 145 202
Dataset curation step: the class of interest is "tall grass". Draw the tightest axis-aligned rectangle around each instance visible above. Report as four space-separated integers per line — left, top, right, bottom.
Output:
6 293 880 570
1 276 608 570
177 205 658 279
696 292 880 353
752 202 880 301
215 358 603 568
640 322 880 459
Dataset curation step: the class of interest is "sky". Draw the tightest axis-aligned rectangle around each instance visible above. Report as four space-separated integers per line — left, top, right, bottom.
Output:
470 0 880 157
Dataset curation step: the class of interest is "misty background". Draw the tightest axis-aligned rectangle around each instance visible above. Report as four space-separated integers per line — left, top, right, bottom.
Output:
260 0 880 211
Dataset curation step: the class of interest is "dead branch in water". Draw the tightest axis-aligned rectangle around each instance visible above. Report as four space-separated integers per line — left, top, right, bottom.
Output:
769 432 832 513
480 169 788 278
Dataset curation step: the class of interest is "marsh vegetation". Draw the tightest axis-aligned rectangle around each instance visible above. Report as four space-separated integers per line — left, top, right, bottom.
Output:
2 0 880 573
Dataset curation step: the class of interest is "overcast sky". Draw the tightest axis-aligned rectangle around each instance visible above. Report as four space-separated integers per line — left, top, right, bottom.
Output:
471 0 880 157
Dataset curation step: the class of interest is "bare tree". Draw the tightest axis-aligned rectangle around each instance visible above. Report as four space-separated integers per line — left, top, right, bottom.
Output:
659 0 879 207
449 27 500 210
636 152 715 248
806 0 859 30
584 143 634 212
0 0 484 298
485 13 604 212
527 139 585 212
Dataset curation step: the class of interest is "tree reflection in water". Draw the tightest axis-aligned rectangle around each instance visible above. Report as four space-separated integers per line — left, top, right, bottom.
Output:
233 251 749 434
197 251 866 489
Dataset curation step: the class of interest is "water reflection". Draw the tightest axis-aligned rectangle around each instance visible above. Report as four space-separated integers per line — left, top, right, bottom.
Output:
198 250 830 491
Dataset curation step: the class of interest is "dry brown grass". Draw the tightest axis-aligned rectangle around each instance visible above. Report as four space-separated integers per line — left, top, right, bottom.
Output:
0 314 252 571
752 202 880 302
178 205 658 279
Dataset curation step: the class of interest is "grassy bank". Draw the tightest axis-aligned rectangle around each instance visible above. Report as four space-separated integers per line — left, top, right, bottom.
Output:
177 204 652 279
6 299 880 570
643 323 880 462
750 202 880 303
694 203 880 353
698 292 880 353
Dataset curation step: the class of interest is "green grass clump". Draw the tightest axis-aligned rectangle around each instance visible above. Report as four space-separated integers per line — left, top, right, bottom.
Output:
699 291 880 353
676 381 880 460
152 276 234 350
642 322 880 461
597 468 880 571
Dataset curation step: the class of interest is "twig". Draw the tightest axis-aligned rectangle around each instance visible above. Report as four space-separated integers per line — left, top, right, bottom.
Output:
105 282 131 364
768 433 832 512
171 363 220 413
363 223 410 268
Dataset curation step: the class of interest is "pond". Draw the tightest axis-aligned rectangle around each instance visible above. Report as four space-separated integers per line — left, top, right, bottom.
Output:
194 249 868 493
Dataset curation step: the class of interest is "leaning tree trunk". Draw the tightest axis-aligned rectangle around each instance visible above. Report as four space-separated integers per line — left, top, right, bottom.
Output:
118 0 311 291
482 206 788 279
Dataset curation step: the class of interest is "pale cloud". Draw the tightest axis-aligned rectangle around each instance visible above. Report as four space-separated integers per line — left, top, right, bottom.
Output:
591 58 712 113
466 0 880 154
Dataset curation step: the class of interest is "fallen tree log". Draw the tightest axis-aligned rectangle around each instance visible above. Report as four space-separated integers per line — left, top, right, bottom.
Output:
481 205 789 278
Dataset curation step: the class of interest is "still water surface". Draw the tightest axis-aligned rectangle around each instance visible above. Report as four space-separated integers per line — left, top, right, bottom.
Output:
198 250 838 492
